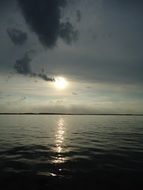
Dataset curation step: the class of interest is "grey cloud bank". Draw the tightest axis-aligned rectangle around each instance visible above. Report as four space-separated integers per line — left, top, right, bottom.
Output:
0 0 143 113
1 0 143 85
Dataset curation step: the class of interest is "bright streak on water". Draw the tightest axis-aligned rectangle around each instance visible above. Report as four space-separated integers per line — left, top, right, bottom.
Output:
53 118 66 164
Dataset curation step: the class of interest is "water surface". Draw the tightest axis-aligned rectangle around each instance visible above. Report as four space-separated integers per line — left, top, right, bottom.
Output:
0 115 143 189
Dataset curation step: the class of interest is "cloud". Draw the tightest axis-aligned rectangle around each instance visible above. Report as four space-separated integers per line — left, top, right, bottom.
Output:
18 0 78 48
32 73 55 82
60 21 78 44
72 92 78 95
7 28 28 46
14 52 31 75
76 10 81 22
14 52 55 82
56 100 64 104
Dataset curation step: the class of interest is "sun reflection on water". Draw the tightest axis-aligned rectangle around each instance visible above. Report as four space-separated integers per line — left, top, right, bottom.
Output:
53 118 66 164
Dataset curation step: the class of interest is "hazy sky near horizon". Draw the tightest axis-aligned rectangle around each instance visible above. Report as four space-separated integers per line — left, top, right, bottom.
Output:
0 0 143 113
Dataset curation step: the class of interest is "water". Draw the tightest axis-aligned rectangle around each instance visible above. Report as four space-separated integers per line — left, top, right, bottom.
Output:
0 115 143 189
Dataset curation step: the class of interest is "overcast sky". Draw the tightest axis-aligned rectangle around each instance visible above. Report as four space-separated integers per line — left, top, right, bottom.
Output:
0 0 143 113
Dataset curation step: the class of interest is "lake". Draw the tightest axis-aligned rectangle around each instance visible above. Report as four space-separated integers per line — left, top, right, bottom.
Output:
0 115 143 189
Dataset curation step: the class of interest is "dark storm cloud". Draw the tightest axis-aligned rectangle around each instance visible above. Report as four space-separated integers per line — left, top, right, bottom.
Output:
60 21 78 44
14 52 55 82
15 52 31 75
17 0 78 48
7 28 28 46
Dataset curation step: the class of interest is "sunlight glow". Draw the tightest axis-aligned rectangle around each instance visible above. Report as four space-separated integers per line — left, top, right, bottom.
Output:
52 118 66 164
54 77 68 89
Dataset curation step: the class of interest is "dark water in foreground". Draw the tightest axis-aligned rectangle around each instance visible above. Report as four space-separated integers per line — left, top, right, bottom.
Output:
0 115 143 189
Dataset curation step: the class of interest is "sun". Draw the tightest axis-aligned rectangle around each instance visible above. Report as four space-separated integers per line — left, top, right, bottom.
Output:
54 77 68 89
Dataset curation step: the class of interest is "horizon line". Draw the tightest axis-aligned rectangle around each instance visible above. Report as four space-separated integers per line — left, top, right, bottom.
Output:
0 113 143 116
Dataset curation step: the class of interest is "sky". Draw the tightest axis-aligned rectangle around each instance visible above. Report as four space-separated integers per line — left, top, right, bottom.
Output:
0 0 143 113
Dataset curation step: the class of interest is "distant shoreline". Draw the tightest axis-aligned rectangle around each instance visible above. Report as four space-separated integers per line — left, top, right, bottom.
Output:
0 113 143 116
